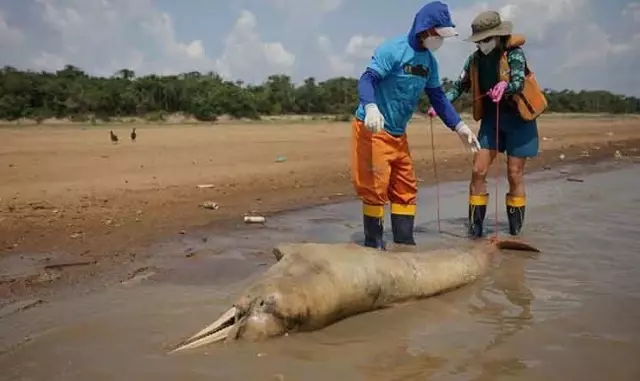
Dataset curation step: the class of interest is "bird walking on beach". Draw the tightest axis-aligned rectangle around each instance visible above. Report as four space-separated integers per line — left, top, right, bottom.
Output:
110 130 119 144
130 127 137 142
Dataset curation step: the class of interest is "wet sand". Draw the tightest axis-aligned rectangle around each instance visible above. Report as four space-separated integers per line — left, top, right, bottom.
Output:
1 158 639 380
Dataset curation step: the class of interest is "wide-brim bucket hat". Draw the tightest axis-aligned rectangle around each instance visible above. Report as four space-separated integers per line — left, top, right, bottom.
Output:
464 10 513 43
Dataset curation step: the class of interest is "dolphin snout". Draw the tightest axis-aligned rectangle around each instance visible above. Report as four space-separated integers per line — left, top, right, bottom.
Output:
169 306 238 353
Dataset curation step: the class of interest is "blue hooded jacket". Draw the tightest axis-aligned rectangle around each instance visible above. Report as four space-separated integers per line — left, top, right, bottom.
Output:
355 1 462 135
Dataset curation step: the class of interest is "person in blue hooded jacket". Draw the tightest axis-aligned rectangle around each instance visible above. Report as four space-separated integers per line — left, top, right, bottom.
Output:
351 1 480 250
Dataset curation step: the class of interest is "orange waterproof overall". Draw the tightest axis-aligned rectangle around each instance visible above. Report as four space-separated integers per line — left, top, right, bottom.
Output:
351 119 418 248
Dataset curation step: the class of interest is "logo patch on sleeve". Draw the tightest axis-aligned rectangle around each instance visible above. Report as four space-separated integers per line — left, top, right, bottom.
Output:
403 64 430 78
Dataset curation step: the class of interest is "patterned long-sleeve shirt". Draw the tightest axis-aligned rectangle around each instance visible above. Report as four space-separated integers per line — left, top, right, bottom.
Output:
445 47 527 104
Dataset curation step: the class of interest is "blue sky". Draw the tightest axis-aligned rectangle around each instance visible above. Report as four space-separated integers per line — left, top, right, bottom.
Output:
1 0 639 96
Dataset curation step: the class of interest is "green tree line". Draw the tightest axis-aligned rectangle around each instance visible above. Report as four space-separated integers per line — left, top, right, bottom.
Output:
1 65 638 123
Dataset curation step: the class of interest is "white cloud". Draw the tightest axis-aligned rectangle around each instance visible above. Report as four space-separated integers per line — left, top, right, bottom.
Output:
556 23 638 72
317 35 354 76
345 35 384 59
32 52 65 71
496 0 588 41
269 0 341 13
139 12 205 60
0 0 637 94
316 34 384 76
623 2 640 22
445 0 588 45
0 10 24 46
25 0 212 76
265 0 342 31
0 1 296 83
214 10 295 83
5 1 295 82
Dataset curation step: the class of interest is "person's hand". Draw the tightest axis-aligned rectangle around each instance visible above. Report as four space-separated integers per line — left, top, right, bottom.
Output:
426 107 436 118
364 104 385 133
454 122 481 153
488 81 508 103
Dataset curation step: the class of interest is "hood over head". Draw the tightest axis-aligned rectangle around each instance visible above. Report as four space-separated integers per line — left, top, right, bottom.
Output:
408 1 459 51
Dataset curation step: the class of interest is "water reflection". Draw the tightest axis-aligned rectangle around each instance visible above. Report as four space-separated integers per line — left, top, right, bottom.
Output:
467 250 539 380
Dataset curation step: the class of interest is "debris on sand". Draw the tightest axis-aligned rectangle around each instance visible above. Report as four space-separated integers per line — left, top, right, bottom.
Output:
275 155 287 163
35 271 61 283
121 267 157 286
567 177 584 183
43 259 97 270
0 299 45 319
184 247 198 258
244 215 266 224
197 184 215 189
614 150 623 159
200 201 219 210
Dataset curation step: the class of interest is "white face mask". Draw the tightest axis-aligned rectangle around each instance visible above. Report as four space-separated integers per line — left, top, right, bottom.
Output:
477 38 497 55
423 36 444 51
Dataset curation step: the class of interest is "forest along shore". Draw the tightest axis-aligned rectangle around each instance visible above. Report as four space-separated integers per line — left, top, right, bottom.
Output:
1 114 640 300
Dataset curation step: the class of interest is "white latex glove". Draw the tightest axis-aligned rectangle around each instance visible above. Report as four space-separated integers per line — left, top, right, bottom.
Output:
364 104 385 133
454 121 481 153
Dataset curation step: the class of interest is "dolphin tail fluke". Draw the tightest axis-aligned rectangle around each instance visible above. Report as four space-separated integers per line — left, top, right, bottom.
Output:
488 236 540 252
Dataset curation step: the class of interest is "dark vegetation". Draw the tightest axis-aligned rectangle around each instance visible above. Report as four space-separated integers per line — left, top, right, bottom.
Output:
1 65 638 123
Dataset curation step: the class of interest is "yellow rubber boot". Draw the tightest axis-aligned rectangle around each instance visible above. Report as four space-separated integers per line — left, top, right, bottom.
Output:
363 203 385 250
468 194 489 238
390 203 416 245
506 194 526 236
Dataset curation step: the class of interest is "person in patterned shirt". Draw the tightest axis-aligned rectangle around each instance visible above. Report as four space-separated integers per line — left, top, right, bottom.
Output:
427 11 540 238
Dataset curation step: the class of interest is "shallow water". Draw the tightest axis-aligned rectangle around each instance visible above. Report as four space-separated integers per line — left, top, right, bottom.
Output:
1 161 640 380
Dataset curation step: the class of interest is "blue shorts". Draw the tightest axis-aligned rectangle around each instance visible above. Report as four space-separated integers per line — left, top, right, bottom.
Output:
478 112 539 158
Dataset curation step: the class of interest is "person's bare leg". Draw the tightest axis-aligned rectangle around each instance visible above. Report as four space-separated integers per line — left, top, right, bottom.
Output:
507 156 526 197
470 149 497 195
506 156 527 235
468 149 497 237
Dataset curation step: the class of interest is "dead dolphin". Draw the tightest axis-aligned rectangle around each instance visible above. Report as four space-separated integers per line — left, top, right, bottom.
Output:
170 237 539 353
